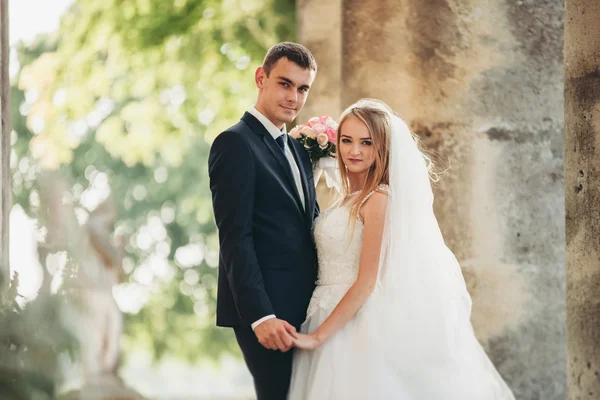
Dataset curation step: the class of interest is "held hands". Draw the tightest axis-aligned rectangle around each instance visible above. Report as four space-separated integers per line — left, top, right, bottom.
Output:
292 332 321 351
254 318 323 352
254 318 297 352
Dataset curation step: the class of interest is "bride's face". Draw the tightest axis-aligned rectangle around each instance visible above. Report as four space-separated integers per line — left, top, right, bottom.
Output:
339 115 376 175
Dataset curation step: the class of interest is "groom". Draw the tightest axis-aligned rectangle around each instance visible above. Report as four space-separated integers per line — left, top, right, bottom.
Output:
208 42 319 399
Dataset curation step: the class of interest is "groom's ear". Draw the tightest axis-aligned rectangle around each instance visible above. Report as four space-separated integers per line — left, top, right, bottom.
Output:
255 66 266 88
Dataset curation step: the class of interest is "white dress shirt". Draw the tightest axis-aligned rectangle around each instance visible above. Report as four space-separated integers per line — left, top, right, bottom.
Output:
247 105 306 330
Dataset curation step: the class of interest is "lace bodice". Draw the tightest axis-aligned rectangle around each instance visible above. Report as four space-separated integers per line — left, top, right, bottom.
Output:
305 205 362 320
313 205 363 286
305 185 388 320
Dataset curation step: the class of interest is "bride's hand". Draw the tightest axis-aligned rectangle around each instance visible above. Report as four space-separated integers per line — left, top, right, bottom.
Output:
292 333 321 350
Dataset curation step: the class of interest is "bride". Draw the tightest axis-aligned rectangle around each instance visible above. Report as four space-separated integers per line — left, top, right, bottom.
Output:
287 99 515 399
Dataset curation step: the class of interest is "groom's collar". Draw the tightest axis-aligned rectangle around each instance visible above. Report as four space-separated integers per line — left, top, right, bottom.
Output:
247 105 287 140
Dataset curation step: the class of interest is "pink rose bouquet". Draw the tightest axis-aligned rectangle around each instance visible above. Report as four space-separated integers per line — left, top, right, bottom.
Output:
289 115 338 162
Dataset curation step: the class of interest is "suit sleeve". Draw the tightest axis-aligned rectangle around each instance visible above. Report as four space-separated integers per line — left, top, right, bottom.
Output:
208 131 274 325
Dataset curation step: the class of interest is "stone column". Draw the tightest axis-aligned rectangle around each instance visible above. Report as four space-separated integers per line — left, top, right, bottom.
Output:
0 0 10 293
341 0 565 398
297 0 342 122
297 0 343 207
564 0 600 398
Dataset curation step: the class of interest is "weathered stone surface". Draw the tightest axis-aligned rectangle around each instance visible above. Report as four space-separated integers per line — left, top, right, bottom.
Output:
296 0 343 122
301 0 565 398
564 0 600 398
296 0 343 207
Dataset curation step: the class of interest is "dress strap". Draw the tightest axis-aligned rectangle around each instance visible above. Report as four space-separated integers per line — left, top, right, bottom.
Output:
359 184 390 208
358 184 390 221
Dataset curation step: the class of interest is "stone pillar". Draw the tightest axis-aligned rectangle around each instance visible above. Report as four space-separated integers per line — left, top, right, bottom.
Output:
297 0 343 207
0 0 10 293
340 0 565 398
564 0 600 398
297 0 343 123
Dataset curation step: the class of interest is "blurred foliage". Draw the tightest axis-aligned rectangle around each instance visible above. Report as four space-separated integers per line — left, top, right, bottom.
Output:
10 0 295 362
0 272 77 400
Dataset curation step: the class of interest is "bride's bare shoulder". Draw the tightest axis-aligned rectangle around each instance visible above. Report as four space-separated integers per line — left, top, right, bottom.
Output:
358 189 388 223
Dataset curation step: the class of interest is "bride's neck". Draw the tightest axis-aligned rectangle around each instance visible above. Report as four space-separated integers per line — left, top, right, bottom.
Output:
346 171 368 194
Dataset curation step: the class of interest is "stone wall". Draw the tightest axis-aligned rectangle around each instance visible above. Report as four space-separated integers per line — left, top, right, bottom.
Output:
299 0 565 398
564 0 600 398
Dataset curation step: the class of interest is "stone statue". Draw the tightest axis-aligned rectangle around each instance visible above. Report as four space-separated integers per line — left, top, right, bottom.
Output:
38 176 143 400
77 199 124 380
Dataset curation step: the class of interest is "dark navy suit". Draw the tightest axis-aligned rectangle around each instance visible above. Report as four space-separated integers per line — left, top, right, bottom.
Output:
209 112 319 399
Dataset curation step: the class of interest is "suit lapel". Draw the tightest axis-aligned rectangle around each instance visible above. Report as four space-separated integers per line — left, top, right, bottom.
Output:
242 113 305 215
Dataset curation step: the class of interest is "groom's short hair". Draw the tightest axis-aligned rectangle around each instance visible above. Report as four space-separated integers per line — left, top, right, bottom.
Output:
262 42 317 77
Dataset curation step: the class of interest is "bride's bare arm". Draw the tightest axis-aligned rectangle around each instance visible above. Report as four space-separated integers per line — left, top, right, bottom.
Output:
293 191 388 350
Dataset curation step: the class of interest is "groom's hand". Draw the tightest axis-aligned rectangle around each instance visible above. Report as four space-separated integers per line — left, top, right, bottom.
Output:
254 318 297 352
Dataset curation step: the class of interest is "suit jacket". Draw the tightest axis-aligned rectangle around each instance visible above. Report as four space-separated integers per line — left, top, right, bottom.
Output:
209 112 319 328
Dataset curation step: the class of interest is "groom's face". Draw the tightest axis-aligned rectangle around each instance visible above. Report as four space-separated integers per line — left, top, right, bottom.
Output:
255 58 316 128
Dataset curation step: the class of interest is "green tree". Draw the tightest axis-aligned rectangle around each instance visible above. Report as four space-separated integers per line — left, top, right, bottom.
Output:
11 0 295 362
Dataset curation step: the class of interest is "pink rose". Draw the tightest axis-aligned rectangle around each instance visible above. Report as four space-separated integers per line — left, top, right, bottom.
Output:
301 126 317 139
325 118 338 129
289 126 301 139
308 117 321 126
326 127 337 143
317 133 328 147
311 123 327 134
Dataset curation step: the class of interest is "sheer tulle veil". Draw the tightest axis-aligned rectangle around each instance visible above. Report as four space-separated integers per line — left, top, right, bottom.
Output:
354 99 515 399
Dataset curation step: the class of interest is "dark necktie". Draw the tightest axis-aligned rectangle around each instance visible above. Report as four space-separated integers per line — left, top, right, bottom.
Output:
275 134 285 152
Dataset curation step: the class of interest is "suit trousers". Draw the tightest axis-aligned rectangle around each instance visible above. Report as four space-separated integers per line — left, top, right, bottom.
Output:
234 325 294 400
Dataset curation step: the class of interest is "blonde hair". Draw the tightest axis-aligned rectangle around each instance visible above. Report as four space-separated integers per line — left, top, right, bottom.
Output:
336 99 437 224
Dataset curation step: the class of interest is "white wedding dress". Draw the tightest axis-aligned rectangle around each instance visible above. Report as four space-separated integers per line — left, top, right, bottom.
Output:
287 188 515 400
288 104 515 400
288 192 388 400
